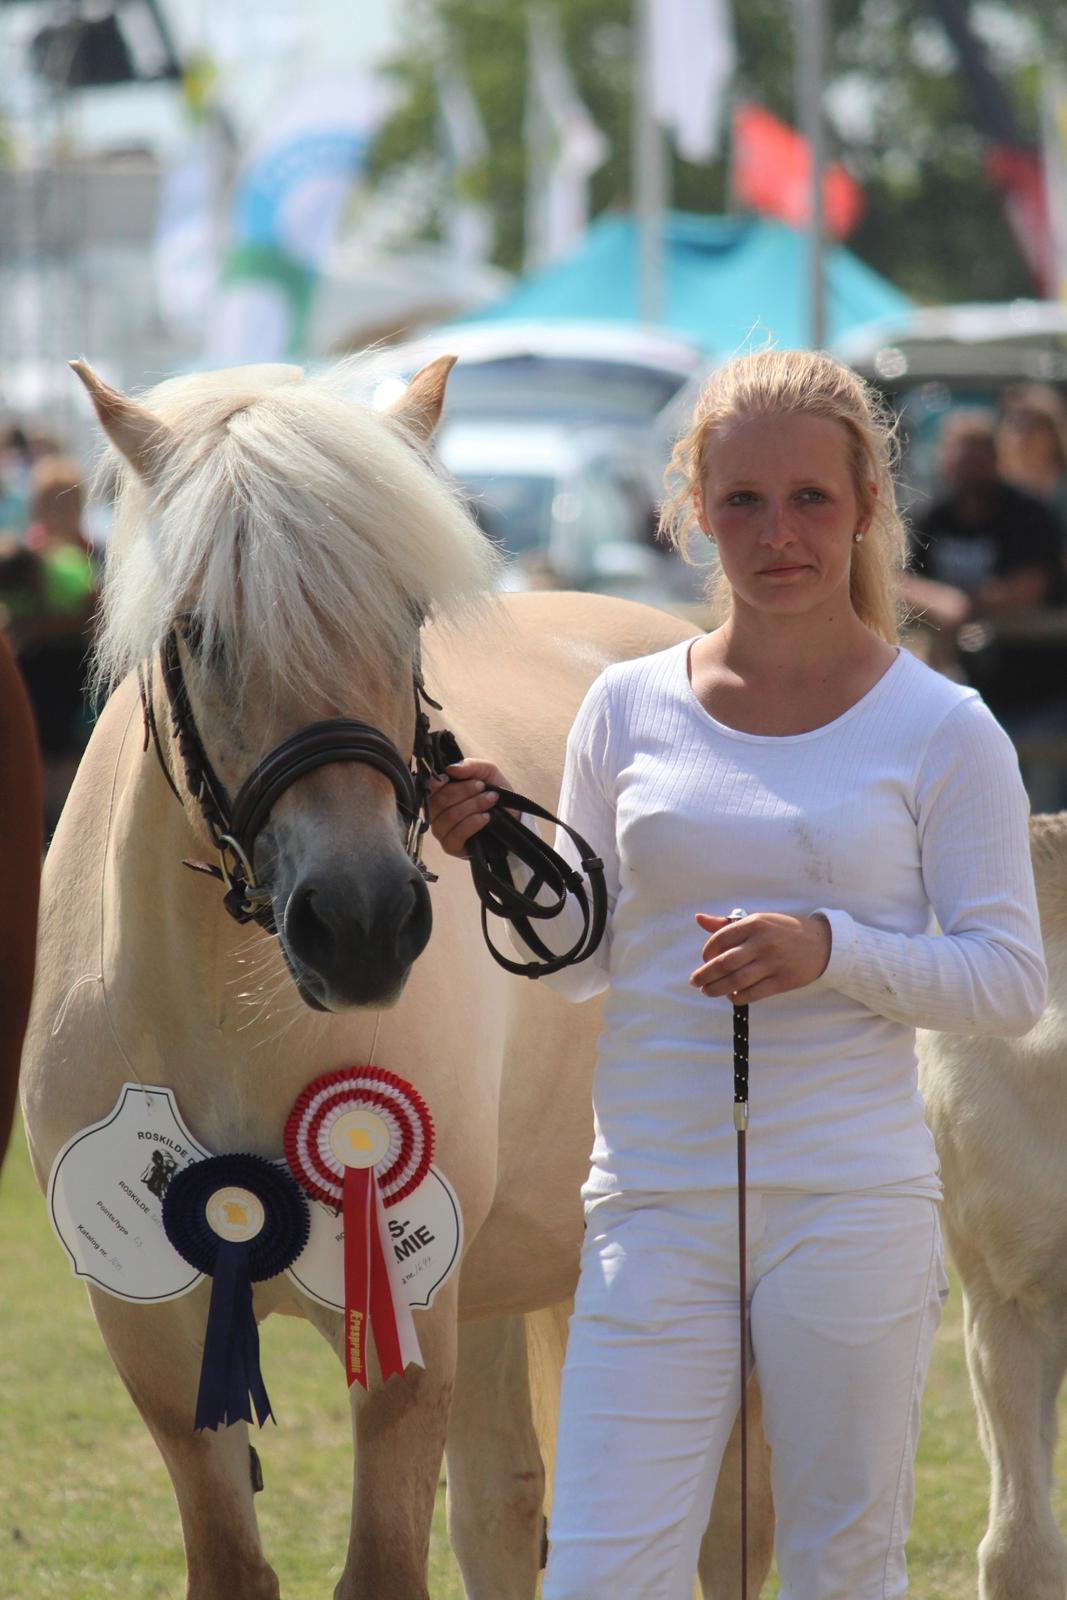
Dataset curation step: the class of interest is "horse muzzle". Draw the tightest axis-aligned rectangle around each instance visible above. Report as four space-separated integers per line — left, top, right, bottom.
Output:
278 855 433 1010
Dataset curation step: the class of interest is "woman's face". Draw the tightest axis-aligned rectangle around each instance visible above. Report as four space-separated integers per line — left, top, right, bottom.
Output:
695 410 866 623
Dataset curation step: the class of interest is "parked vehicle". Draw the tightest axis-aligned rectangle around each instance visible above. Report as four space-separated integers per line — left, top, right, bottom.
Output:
437 419 707 608
363 319 711 437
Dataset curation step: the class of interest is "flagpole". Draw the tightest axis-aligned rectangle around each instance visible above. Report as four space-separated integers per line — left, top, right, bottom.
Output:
797 0 826 348
635 0 667 323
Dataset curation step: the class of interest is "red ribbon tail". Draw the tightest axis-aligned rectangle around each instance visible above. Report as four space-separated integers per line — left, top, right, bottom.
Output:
342 1166 372 1389
368 1179 405 1383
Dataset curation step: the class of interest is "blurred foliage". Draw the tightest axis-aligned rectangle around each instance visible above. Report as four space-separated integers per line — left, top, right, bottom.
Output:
369 0 1067 304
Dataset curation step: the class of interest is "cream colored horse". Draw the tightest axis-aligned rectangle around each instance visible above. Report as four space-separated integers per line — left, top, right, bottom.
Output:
917 812 1067 1600
19 355 770 1600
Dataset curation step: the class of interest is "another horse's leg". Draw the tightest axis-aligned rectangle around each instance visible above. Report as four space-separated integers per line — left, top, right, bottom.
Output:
697 1376 775 1600
332 1290 458 1600
89 1287 279 1600
445 1314 545 1600
965 1286 1067 1600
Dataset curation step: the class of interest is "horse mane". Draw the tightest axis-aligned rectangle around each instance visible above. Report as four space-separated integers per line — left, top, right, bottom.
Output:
92 358 500 701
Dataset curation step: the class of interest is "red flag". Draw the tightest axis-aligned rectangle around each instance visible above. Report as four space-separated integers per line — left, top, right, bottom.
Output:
731 102 864 241
985 144 1054 298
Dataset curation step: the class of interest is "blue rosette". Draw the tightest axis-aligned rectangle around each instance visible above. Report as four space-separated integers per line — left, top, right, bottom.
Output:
162 1153 310 1432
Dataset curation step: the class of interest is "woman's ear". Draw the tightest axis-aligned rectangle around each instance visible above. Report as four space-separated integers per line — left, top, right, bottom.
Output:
693 486 713 539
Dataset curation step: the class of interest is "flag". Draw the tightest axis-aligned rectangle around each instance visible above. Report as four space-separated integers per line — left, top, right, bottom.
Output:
731 102 864 241
436 52 494 266
650 0 736 164
154 129 219 339
524 8 609 270
205 75 389 364
927 0 1052 295
985 145 1053 298
1041 70 1067 304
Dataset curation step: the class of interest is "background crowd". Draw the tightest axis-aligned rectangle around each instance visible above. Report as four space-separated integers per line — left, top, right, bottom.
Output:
4 372 1067 832
0 422 97 833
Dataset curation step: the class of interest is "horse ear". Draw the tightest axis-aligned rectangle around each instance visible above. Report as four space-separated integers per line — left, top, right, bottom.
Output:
69 360 172 482
385 354 457 444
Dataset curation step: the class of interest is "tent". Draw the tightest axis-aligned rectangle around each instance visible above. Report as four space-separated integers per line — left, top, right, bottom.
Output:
472 212 912 355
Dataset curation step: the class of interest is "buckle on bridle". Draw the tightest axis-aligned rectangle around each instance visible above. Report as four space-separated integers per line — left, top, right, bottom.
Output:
217 833 273 918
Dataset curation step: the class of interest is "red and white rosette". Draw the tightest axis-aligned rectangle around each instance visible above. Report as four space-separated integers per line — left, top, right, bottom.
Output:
284 1068 433 1388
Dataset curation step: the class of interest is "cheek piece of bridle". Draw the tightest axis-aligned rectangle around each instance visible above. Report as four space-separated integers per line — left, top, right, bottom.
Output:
137 626 606 978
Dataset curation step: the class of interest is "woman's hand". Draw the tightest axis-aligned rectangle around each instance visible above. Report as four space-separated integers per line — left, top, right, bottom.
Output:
428 758 511 858
689 912 831 1004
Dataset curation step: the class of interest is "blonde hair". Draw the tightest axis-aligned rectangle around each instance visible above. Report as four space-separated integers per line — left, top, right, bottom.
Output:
660 349 906 643
93 358 499 701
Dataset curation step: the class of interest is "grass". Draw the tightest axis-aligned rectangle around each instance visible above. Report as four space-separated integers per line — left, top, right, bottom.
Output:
2 1117 1065 1599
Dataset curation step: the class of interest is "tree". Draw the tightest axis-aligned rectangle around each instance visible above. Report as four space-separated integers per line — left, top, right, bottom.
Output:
369 0 1067 305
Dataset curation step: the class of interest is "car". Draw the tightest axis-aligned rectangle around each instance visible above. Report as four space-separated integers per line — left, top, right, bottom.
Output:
362 319 712 439
437 418 708 609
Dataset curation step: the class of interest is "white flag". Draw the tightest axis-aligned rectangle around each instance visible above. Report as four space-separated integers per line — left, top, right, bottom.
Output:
154 130 219 338
205 73 391 364
436 53 494 266
650 0 736 164
525 7 609 270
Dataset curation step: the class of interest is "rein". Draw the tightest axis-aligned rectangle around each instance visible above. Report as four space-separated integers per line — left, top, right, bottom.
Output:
138 627 606 978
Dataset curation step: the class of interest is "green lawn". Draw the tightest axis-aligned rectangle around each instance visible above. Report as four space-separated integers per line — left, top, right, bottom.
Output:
2 1118 1064 1599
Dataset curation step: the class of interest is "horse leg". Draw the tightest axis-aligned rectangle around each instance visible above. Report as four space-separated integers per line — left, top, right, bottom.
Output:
965 1287 1067 1600
697 1375 775 1600
332 1292 458 1600
444 1314 545 1599
89 1287 279 1600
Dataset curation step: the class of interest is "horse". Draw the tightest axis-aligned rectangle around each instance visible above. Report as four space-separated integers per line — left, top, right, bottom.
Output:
20 353 776 1600
0 631 42 1169
916 810 1067 1600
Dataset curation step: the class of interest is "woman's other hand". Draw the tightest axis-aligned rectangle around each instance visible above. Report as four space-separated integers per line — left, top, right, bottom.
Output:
689 912 831 1004
428 758 510 858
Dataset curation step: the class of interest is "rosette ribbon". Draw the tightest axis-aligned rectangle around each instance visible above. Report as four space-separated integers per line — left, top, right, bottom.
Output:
162 1152 310 1432
284 1067 433 1389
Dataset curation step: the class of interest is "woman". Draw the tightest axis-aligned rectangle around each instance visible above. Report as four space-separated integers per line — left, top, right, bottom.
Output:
429 350 1046 1599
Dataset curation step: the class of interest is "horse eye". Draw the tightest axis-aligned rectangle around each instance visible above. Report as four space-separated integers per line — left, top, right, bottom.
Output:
181 614 226 668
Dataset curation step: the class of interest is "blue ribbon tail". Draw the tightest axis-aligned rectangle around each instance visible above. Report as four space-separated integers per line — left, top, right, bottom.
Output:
195 1241 272 1431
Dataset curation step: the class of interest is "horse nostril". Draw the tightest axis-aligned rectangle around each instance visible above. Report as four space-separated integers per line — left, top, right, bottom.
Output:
395 871 433 966
285 883 338 973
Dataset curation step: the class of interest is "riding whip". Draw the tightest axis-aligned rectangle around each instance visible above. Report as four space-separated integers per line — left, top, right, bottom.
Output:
728 908 751 1599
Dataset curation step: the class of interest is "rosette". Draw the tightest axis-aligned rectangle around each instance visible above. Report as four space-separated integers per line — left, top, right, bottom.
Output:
284 1068 433 1388
162 1153 310 1432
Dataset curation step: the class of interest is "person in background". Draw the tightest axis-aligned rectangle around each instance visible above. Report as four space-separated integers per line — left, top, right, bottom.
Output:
903 410 1067 810
0 423 32 535
4 456 97 832
0 631 42 1170
996 384 1067 548
430 351 1046 1599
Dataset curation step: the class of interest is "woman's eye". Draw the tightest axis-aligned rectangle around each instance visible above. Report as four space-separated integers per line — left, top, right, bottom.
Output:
797 488 828 503
725 491 756 506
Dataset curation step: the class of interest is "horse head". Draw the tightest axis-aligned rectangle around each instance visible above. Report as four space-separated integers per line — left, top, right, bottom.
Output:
72 356 498 1012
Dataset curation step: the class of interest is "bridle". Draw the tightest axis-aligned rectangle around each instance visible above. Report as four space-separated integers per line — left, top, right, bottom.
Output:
138 623 606 977
139 627 437 934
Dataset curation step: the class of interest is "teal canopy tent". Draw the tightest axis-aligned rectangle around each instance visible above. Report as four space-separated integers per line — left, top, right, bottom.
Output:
472 213 912 354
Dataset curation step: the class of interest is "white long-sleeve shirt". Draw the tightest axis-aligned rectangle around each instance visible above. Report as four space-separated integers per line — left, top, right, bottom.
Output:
517 639 1046 1198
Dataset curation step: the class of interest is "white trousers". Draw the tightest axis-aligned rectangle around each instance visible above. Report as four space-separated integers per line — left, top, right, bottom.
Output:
543 1188 947 1600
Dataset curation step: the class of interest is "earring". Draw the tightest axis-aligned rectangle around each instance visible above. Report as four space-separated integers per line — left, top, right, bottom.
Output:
853 530 864 544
